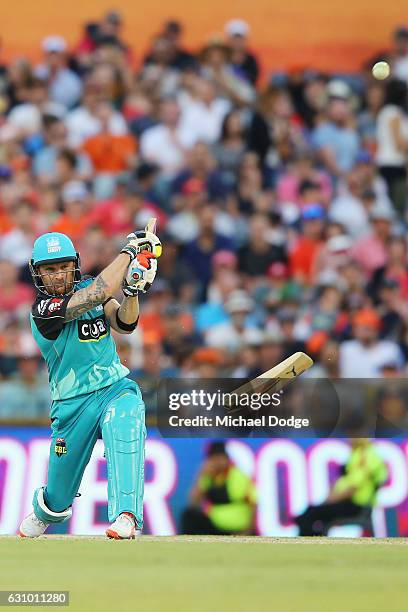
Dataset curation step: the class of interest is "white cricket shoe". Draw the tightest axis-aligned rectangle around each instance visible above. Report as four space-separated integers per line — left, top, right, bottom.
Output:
106 513 141 540
19 512 50 538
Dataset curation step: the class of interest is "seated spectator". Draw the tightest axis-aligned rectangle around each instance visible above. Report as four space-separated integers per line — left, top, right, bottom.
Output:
181 441 257 535
357 81 385 153
50 181 94 242
225 19 259 85
211 109 247 188
239 213 286 277
199 37 256 106
339 308 404 377
0 259 34 314
289 204 325 284
33 116 91 184
172 142 229 204
37 36 82 109
368 237 408 302
276 152 332 207
233 152 273 215
0 199 40 268
82 101 137 196
351 205 394 276
65 78 128 148
294 438 387 535
312 82 360 176
139 98 192 178
182 203 235 294
247 85 305 169
179 76 230 145
0 345 50 420
205 290 262 351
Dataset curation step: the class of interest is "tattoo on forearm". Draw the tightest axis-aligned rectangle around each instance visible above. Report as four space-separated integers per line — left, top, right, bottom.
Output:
65 276 110 321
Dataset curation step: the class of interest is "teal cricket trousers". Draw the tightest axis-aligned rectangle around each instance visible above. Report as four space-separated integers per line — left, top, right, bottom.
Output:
43 377 146 526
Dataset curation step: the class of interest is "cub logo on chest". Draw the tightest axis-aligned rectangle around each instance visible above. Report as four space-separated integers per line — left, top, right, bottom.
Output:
78 315 108 342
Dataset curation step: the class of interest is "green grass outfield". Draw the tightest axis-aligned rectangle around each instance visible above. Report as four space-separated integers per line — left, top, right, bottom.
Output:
1 536 408 612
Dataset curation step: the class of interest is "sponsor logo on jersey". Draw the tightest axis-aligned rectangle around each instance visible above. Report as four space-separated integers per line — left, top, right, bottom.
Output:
38 299 51 315
55 437 67 457
77 315 108 342
48 298 64 313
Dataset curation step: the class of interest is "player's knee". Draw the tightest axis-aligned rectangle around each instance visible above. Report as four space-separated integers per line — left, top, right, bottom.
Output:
102 398 146 451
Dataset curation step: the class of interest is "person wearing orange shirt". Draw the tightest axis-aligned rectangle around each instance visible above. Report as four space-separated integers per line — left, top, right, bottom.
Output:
82 101 137 174
289 204 325 284
50 181 94 242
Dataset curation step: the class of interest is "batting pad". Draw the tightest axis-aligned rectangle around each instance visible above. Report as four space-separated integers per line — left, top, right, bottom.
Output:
101 392 146 526
33 487 73 523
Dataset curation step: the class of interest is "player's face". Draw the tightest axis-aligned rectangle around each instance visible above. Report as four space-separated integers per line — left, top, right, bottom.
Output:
38 261 75 295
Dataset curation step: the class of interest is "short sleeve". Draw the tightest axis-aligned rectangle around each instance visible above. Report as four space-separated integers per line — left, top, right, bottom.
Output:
31 296 71 340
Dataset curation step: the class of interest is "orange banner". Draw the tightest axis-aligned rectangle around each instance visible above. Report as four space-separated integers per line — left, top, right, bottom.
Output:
0 0 407 73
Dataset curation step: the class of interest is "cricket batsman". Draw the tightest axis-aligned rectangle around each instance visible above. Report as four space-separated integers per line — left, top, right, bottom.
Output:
18 221 161 539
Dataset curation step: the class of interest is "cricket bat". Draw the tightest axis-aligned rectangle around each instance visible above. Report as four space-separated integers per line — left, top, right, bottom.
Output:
225 352 313 413
145 217 157 234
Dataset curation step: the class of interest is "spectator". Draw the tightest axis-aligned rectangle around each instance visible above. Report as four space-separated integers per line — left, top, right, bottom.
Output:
289 204 325 284
392 26 408 85
0 348 50 419
65 79 128 148
0 259 34 315
140 98 192 178
38 36 82 109
199 37 255 106
351 206 394 276
376 78 408 214
179 77 230 145
50 181 93 241
295 438 387 536
181 441 257 535
211 109 246 188
225 19 259 85
339 308 404 377
312 82 360 176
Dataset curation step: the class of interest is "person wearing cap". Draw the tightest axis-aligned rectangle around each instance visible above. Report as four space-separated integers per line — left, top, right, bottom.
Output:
18 226 161 539
205 289 262 351
295 437 387 536
312 82 360 176
225 19 259 85
39 36 82 110
289 204 325 284
339 308 403 377
182 441 257 535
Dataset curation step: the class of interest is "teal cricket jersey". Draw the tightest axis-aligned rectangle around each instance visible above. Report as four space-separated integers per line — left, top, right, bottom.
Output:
30 277 129 401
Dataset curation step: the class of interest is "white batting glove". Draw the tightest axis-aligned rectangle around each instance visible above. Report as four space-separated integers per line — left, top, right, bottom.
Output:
122 251 158 296
121 230 162 262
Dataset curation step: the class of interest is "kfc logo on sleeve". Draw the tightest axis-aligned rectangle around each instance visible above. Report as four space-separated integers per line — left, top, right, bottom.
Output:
37 298 64 316
48 298 64 313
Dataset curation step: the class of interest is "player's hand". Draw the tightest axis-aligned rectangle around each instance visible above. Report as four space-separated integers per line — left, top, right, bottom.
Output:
122 251 157 296
121 230 162 262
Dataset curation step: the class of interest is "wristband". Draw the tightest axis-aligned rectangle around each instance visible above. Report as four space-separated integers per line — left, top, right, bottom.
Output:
116 309 139 332
120 245 138 262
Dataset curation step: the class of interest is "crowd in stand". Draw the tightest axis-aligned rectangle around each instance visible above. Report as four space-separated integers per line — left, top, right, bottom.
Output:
1 11 408 418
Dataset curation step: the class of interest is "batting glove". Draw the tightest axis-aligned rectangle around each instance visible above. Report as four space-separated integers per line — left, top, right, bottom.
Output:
122 251 158 296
